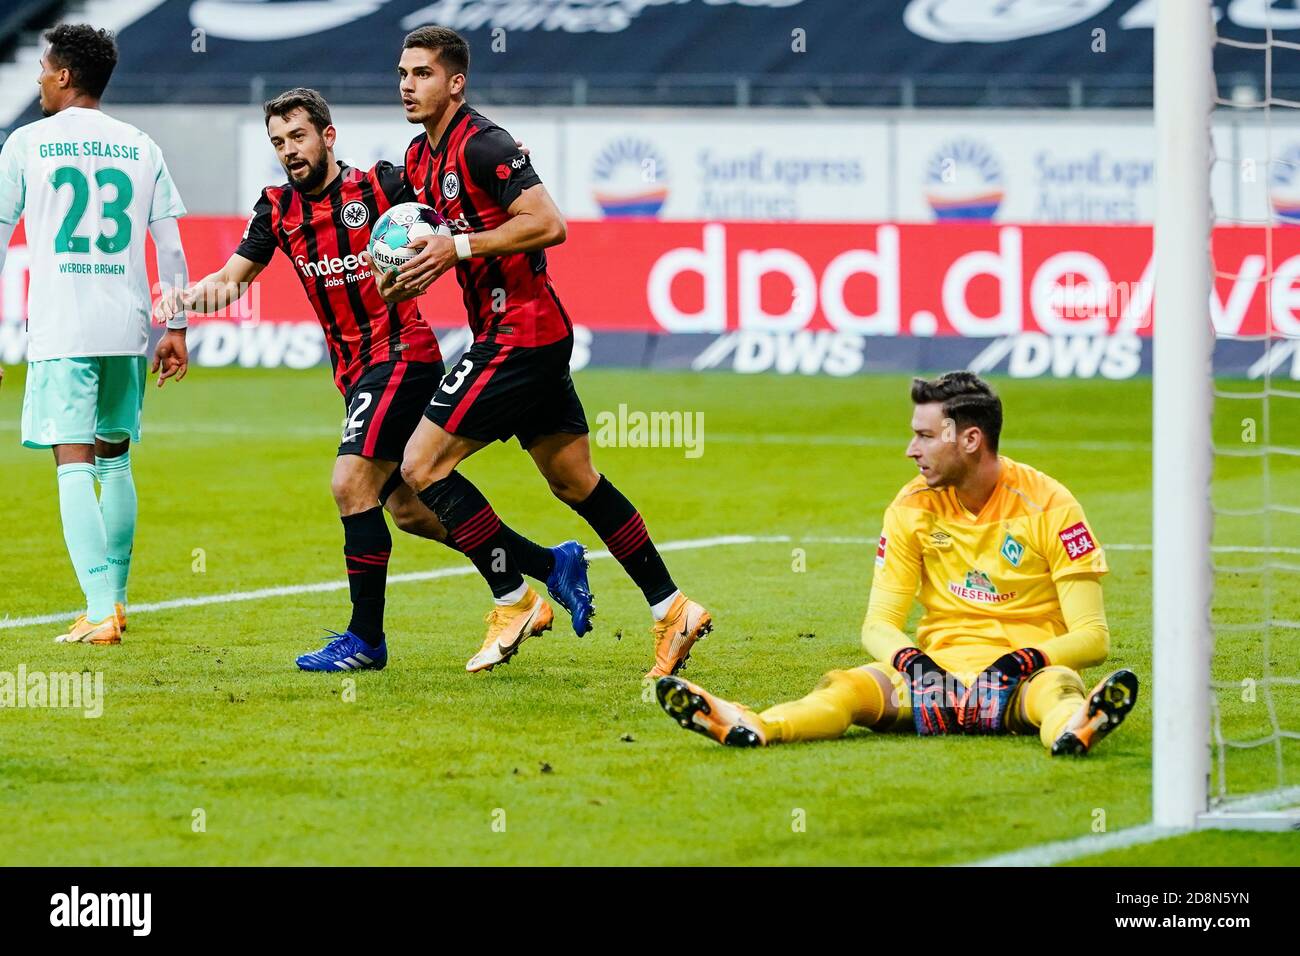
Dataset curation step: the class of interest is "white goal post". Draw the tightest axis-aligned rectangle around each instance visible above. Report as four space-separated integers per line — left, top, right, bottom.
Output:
1154 0 1300 833
1152 0 1215 831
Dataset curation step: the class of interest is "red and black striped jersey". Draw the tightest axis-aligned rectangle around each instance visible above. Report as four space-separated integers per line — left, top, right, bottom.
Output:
236 161 442 395
403 104 572 348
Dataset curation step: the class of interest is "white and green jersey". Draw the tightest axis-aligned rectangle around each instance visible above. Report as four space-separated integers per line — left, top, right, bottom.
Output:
0 106 186 361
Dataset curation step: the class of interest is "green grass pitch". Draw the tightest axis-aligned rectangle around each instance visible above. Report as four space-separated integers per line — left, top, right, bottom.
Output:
1 364 1297 866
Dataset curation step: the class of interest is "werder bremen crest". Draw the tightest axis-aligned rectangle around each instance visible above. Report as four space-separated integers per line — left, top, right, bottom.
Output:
1000 532 1024 567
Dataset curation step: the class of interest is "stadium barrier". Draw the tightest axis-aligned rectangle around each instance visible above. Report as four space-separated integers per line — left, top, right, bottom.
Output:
1 219 1296 380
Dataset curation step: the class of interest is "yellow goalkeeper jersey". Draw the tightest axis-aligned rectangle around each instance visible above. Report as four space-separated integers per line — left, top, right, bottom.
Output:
871 456 1108 656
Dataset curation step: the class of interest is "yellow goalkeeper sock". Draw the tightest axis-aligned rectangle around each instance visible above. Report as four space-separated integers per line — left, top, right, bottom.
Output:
1019 666 1087 749
760 667 888 743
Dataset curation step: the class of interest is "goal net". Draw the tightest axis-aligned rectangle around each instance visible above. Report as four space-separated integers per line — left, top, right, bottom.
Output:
1156 0 1300 830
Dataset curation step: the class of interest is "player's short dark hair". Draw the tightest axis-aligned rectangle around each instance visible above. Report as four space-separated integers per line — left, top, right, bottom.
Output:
263 88 332 133
44 24 118 99
911 371 1003 453
403 25 470 77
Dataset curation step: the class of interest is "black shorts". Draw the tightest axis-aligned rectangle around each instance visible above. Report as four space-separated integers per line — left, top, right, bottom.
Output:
423 336 588 448
339 359 445 462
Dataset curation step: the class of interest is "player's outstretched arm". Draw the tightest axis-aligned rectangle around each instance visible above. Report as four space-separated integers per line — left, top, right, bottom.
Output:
154 252 265 324
151 251 264 387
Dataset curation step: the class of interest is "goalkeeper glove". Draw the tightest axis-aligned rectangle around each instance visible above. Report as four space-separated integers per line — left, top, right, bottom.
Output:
957 647 1049 735
892 647 968 736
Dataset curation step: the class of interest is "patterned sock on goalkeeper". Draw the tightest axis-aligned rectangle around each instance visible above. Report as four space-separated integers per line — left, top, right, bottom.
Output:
56 463 115 622
760 667 889 743
1016 666 1087 749
96 453 137 605
417 472 524 600
342 507 391 645
572 475 675 607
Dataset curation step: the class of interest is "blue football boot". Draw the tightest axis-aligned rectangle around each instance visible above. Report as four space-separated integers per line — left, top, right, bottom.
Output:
296 629 388 671
546 540 595 636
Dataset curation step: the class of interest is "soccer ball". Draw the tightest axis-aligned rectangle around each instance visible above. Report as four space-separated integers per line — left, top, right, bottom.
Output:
367 202 450 273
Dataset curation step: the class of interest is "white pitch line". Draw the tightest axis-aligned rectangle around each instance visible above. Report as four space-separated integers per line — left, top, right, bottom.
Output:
966 786 1300 866
962 824 1187 867
0 534 793 632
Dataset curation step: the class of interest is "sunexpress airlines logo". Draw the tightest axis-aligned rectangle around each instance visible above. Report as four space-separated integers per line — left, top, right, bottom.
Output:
924 139 1004 222
592 138 670 218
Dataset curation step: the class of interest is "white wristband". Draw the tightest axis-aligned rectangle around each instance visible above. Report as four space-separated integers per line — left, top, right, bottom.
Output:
453 233 472 260
166 312 188 330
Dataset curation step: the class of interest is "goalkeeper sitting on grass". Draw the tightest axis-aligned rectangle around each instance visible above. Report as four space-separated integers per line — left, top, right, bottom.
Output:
657 371 1138 756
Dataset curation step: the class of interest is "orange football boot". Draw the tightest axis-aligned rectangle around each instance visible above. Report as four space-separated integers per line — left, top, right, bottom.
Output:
645 593 712 678
54 613 122 645
1051 669 1139 756
656 676 767 747
467 587 553 673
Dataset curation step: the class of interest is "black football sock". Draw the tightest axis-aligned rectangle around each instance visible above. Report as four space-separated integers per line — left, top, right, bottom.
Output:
572 475 676 606
342 507 391 646
417 472 525 599
439 522 555 583
498 525 555 582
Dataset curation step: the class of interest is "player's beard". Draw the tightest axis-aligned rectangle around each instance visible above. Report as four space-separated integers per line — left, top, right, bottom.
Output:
286 154 329 195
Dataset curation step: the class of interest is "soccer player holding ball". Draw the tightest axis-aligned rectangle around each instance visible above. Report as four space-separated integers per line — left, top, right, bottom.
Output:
656 373 1139 756
379 27 713 677
0 25 191 645
154 89 592 671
